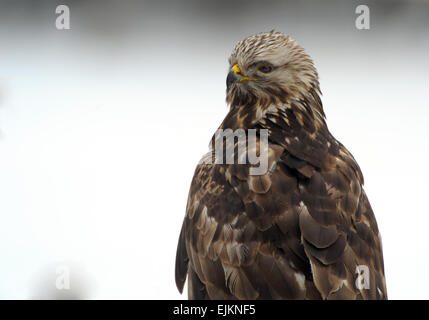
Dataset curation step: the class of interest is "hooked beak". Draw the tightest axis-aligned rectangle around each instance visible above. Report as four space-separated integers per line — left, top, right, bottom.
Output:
226 64 257 89
226 69 240 88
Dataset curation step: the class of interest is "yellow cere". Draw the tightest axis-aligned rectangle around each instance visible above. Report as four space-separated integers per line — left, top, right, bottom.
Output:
232 64 242 75
232 64 257 82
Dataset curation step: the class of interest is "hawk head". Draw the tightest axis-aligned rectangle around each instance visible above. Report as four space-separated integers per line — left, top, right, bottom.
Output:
226 31 320 108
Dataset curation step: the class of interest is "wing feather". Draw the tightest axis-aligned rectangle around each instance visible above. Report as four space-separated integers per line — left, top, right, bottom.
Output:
175 97 386 300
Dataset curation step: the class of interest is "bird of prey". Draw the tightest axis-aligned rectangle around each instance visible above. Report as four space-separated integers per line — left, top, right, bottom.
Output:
175 31 387 300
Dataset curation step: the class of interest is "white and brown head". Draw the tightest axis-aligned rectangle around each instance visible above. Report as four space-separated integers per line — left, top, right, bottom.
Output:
226 31 321 109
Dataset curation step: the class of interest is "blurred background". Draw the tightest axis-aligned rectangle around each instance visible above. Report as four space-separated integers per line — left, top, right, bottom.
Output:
0 0 428 299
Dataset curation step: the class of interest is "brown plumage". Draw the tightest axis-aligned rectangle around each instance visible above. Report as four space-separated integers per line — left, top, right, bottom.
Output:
175 31 387 300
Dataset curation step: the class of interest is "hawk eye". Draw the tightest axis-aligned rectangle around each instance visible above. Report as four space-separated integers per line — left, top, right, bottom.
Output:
258 64 273 73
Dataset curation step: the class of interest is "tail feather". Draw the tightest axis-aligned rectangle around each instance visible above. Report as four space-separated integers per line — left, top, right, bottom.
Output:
175 221 189 293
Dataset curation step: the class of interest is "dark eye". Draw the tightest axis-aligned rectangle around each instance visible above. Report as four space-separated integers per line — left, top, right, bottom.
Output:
258 64 273 73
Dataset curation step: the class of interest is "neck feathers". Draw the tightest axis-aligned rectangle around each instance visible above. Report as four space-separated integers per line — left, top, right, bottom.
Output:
223 87 326 132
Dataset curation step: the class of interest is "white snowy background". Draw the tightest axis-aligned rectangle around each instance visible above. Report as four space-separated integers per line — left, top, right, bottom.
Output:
0 0 428 299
